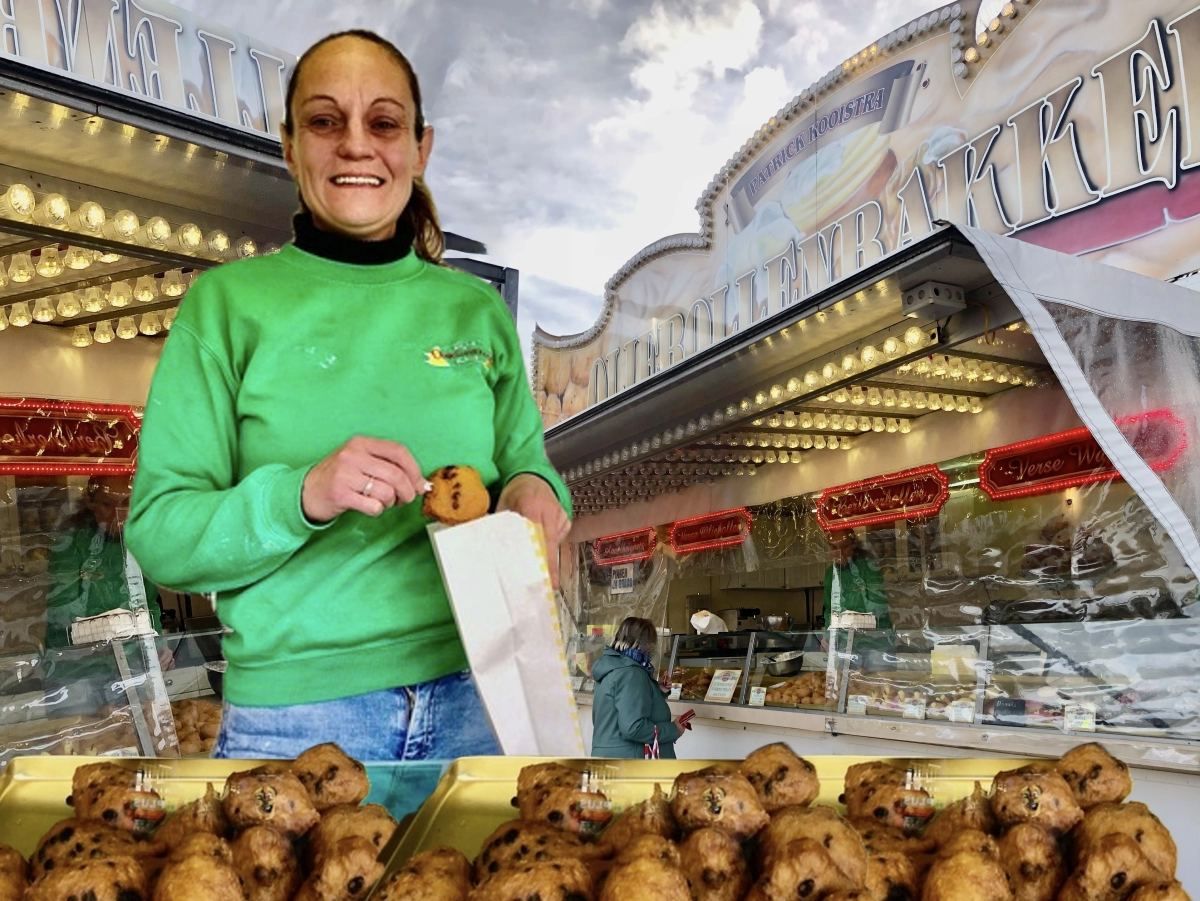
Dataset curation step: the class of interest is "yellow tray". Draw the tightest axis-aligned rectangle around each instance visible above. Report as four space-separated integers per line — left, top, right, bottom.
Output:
381 754 1035 879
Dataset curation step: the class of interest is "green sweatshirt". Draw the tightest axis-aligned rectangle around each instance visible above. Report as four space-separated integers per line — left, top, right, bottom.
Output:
126 245 570 707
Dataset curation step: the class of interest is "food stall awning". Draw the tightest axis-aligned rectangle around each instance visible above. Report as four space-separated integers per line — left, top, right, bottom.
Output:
546 223 1200 580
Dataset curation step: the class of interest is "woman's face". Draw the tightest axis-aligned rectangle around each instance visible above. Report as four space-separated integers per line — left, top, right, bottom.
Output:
283 37 434 241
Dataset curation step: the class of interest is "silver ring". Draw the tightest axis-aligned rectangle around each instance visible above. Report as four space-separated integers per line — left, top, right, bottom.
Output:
361 476 375 497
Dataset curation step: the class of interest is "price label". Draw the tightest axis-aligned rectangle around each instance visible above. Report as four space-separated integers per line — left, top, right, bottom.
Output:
847 695 869 715
610 564 634 594
704 669 742 704
748 687 767 707
948 699 976 723
571 676 585 691
903 698 927 720
668 683 682 700
100 747 140 757
1065 702 1096 732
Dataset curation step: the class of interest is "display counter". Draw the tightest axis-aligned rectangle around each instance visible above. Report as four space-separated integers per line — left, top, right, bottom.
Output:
574 621 1200 771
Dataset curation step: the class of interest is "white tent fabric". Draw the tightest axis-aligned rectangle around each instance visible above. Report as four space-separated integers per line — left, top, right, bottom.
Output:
960 225 1200 584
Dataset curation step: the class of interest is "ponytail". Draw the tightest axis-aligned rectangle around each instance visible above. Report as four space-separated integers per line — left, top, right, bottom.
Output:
405 176 444 264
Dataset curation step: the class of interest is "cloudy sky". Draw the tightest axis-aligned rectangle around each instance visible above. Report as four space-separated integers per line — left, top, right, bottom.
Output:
175 0 940 360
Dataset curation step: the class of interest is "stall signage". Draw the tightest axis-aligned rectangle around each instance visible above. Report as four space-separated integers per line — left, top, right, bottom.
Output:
978 410 1187 500
816 465 949 530
0 398 139 474
593 527 657 565
609 564 634 595
536 1 1200 427
0 0 295 138
669 507 752 554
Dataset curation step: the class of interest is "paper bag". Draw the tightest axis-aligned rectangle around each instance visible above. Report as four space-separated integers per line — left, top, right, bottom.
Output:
428 512 585 757
690 610 727 634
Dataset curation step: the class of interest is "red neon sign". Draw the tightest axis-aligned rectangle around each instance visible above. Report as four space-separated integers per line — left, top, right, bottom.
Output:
816 464 950 530
669 508 752 554
593 527 657 565
0 398 140 475
979 410 1187 501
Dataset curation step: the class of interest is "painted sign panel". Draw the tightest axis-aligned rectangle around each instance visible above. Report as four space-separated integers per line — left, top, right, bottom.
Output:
535 0 1200 429
0 0 295 138
816 464 950 530
0 397 139 474
593 527 657 565
669 508 752 554
979 409 1188 499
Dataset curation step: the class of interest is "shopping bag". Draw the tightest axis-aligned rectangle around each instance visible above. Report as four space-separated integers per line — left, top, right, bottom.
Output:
644 725 660 759
428 512 585 757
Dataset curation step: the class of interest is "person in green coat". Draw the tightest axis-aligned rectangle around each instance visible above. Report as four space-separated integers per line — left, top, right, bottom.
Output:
821 529 892 653
591 617 687 759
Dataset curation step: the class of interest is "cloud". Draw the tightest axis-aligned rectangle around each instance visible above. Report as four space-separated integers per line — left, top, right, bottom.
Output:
174 0 949 367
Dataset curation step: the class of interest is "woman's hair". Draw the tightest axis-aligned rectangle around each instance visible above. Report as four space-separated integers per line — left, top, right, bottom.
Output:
611 617 659 653
283 29 445 263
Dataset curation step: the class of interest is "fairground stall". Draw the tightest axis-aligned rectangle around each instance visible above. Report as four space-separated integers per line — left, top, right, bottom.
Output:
534 0 1200 881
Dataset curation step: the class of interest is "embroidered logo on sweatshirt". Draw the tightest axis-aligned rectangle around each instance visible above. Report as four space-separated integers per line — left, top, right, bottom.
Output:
425 343 493 370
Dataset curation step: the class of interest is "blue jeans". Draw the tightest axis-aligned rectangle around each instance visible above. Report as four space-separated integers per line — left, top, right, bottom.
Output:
212 670 500 760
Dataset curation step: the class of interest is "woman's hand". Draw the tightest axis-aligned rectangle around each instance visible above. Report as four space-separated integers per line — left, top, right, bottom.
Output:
672 716 689 739
303 437 428 522
497 474 570 589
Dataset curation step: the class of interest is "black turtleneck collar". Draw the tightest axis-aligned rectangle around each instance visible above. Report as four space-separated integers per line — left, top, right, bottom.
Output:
292 211 415 265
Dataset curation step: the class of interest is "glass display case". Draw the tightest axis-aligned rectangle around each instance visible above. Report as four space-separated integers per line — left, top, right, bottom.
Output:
593 621 1200 748
0 628 226 767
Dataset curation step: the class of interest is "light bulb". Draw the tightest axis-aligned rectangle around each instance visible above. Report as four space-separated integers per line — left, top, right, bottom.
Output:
0 183 35 218
827 436 840 449
883 336 903 358
941 393 956 412
161 309 176 331
752 451 764 464
965 359 982 381
872 417 885 433
834 387 849 403
93 319 115 343
844 415 857 430
915 357 932 375
1023 371 1037 388
739 397 752 413
69 201 106 234
799 412 813 429
927 394 942 410
104 209 139 241
841 353 860 375
95 250 122 263
0 265 6 289
803 370 822 390
63 246 92 270
139 312 162 335
899 419 912 434
970 397 983 413
169 222 204 253
948 357 965 380
884 418 897 433
786 435 799 449
932 354 949 377
235 236 258 258
72 324 92 347
133 275 158 303
822 362 839 382
137 216 172 246
859 345 879 368
994 364 1011 383
9 302 31 326
206 229 230 256
35 246 63 278
82 286 105 312
56 292 80 318
979 362 996 381
756 435 769 448
767 414 781 428
884 389 897 407
867 387 882 406
107 280 132 308
754 390 768 407
765 450 776 463
783 412 797 428
800 435 814 450
0 307 7 330
7 252 33 283
955 395 970 412
814 435 827 449
160 269 186 297
840 436 852 450
116 316 137 339
914 392 928 409
32 193 70 227
899 391 912 408
814 413 828 429
32 297 55 322
904 326 925 349
830 413 844 430
786 377 802 395
771 434 784 448
263 243 281 255
851 386 866 405
859 418 872 432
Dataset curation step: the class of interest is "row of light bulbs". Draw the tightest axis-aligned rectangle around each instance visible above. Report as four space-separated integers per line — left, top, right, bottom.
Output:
0 245 125 283
899 354 1036 385
1 269 191 317
70 313 173 346
0 183 267 260
797 325 934 393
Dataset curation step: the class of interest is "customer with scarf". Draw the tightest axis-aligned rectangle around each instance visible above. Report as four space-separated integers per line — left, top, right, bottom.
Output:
126 29 569 759
591 616 688 758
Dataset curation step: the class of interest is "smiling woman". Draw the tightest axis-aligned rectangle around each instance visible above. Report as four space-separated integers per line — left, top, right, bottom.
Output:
124 29 572 761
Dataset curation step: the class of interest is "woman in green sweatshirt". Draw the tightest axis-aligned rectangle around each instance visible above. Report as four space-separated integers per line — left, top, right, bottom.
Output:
126 29 570 760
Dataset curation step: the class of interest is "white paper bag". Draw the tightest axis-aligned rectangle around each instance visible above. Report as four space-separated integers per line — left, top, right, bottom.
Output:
428 512 585 757
690 610 727 634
